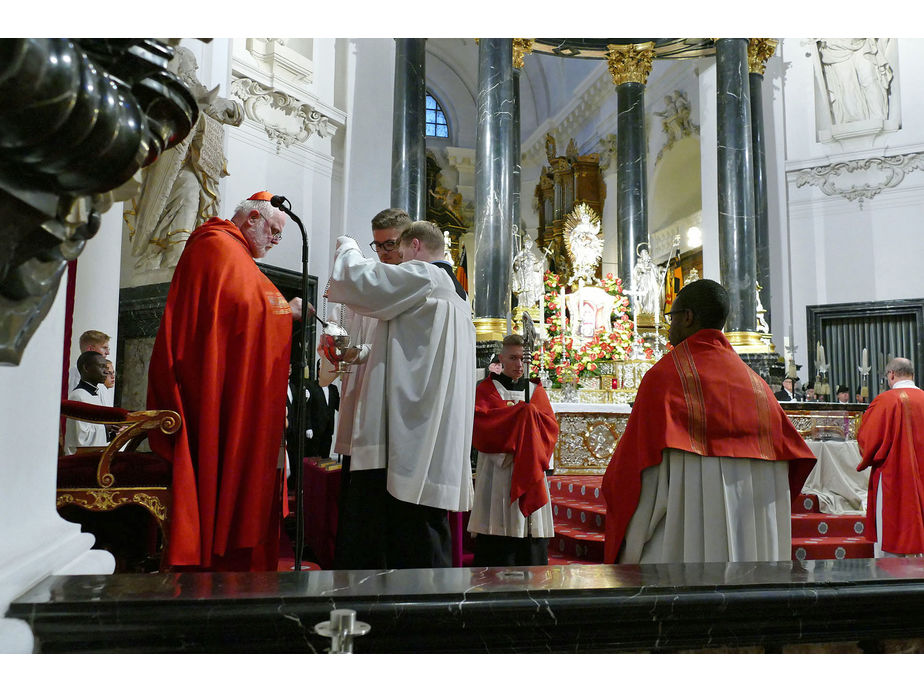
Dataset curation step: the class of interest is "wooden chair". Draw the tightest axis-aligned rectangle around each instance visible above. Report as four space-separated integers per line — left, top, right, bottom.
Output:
57 399 181 570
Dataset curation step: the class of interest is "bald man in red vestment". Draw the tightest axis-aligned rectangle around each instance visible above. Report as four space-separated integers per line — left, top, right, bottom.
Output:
602 279 815 564
147 192 305 571
857 357 924 557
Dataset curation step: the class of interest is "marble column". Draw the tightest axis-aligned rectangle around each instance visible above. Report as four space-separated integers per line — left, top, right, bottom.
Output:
511 40 533 236
716 38 762 349
473 38 515 365
391 38 427 221
606 42 655 304
749 39 778 337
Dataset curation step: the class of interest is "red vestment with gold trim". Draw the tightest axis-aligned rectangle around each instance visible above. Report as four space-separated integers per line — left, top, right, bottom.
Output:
857 386 924 554
602 329 815 563
148 218 293 570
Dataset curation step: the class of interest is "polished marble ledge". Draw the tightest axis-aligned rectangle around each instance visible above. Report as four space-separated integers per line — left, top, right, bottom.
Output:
9 558 924 653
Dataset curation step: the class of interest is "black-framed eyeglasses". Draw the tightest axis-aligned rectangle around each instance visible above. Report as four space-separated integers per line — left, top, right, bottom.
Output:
369 239 398 253
664 308 690 324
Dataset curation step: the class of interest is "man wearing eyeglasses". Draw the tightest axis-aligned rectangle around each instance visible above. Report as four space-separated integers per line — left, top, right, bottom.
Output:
327 220 475 569
147 191 306 571
331 208 411 569
602 279 815 565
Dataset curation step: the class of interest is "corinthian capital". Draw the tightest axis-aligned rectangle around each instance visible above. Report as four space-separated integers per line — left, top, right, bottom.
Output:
748 38 779 75
605 42 656 86
513 38 534 69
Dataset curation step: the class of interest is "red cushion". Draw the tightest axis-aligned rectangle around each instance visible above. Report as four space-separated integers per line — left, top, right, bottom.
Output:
58 452 171 487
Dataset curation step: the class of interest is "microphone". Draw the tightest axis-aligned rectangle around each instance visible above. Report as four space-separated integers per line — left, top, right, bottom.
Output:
270 195 288 209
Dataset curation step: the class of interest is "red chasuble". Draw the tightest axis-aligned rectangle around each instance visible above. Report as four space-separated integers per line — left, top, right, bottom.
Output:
147 218 293 570
473 376 559 516
857 386 924 554
602 329 815 563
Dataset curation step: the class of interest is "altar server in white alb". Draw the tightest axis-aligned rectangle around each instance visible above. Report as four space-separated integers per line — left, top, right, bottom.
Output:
468 334 559 567
326 221 475 569
64 351 110 455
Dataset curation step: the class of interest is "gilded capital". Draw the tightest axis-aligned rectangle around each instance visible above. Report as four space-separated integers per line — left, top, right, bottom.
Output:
513 38 534 69
605 42 656 86
747 38 778 75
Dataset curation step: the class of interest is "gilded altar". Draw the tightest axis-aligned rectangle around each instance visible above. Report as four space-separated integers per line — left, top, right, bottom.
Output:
552 401 867 475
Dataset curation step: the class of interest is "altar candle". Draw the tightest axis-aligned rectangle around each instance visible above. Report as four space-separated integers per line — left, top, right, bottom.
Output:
862 347 869 368
819 344 826 366
560 288 566 338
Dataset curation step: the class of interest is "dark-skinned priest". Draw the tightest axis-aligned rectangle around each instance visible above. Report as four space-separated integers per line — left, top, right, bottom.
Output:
467 334 559 567
147 191 306 572
325 221 475 569
602 279 815 564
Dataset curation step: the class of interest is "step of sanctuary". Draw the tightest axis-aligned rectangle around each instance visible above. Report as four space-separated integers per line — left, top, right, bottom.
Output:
790 493 873 560
548 475 606 564
549 478 875 564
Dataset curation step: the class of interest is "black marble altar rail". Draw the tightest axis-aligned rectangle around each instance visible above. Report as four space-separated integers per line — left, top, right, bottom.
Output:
9 558 924 653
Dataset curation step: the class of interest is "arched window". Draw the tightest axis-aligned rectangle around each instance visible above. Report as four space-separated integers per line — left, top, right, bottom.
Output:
425 92 449 138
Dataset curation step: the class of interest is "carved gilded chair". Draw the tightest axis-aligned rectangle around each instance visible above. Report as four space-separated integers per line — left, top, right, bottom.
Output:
57 399 181 570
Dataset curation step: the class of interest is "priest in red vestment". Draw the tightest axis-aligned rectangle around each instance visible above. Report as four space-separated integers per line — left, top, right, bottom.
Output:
147 192 304 571
467 334 559 566
857 357 924 557
602 279 815 564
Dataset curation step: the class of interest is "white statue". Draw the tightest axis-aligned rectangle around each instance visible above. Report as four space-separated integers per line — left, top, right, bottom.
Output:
443 230 454 267
129 46 244 272
654 90 695 148
756 283 770 334
565 204 603 285
512 234 546 309
818 39 893 124
631 245 666 318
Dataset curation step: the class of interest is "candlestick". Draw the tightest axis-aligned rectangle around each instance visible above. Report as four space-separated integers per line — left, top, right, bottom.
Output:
560 288 566 342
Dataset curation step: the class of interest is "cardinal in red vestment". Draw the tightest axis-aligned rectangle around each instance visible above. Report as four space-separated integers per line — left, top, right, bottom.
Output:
857 357 924 556
468 334 559 567
603 279 815 564
147 192 303 571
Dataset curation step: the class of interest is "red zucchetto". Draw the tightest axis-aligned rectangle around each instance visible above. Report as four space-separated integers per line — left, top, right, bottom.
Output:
248 191 273 201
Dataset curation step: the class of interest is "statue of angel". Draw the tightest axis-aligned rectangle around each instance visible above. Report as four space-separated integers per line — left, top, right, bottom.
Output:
129 46 244 272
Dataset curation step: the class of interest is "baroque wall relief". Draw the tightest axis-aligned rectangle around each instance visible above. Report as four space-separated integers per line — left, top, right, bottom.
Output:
229 78 338 154
792 152 924 208
230 38 343 156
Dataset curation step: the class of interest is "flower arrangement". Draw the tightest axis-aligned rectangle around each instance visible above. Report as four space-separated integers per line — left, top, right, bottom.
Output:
531 271 639 385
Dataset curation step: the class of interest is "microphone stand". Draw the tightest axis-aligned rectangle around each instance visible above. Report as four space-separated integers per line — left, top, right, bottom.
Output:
273 197 309 572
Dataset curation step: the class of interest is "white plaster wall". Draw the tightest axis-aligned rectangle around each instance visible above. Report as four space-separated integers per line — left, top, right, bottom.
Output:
779 38 924 368
68 204 124 374
698 60 721 282
340 39 395 247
